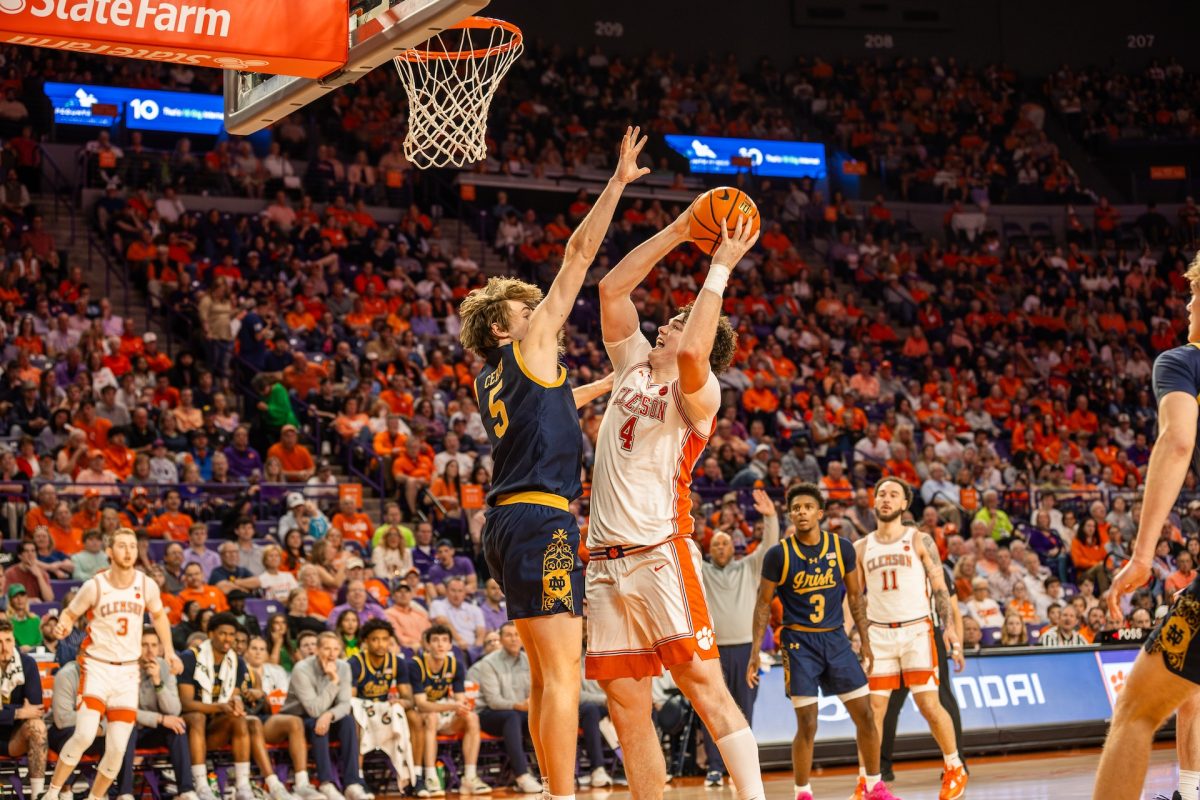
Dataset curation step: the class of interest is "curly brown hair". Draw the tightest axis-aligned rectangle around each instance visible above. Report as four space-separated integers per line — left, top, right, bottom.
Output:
677 303 738 374
458 277 543 355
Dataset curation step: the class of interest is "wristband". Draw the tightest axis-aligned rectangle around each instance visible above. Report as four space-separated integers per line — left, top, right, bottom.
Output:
702 263 731 296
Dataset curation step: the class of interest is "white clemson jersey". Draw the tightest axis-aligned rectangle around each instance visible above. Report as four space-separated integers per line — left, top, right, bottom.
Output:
69 569 163 663
588 329 720 549
862 528 931 624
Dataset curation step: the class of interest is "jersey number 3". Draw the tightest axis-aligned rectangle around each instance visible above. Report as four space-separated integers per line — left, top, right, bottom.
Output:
618 417 637 451
487 381 509 438
116 618 128 636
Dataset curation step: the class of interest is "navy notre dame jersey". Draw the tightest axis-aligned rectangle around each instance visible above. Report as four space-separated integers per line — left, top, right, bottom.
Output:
1153 343 1200 477
761 530 856 632
408 651 464 701
476 340 582 505
350 652 408 701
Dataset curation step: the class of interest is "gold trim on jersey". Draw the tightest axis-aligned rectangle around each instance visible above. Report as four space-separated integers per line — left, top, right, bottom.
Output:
541 529 574 611
512 340 567 388
497 491 570 511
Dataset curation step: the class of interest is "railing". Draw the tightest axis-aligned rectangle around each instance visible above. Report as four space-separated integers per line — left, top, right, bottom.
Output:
37 145 77 248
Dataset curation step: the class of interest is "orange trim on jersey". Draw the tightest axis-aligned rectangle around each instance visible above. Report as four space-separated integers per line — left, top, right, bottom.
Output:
670 538 714 635
901 669 938 687
869 674 903 691
79 695 107 714
658 636 718 669
107 707 137 724
671 429 709 539
585 651 662 681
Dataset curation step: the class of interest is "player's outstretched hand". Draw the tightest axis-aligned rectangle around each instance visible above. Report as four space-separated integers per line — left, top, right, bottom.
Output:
752 489 776 518
1107 558 1152 623
858 639 874 677
613 126 651 185
167 651 184 676
745 655 760 689
668 198 697 242
711 216 759 268
944 630 965 672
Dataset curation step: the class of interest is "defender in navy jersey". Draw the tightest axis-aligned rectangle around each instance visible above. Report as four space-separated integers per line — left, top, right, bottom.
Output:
1098 270 1200 800
458 128 650 800
750 483 897 800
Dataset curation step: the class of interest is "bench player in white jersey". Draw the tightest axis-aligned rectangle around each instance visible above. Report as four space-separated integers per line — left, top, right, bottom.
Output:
43 527 182 800
589 210 764 800
854 478 966 800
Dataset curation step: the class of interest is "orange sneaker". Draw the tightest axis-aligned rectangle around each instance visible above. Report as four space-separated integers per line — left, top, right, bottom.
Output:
939 765 967 800
848 777 867 800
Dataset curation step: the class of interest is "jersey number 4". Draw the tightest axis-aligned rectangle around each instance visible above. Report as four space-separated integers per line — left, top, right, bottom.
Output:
618 417 637 451
880 570 899 591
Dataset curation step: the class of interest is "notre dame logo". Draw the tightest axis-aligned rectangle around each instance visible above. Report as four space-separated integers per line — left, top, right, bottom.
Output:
541 529 574 612
1151 593 1200 673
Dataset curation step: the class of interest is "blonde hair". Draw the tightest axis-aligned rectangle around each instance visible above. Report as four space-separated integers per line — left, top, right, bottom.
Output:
1187 253 1200 288
104 526 137 549
458 277 543 355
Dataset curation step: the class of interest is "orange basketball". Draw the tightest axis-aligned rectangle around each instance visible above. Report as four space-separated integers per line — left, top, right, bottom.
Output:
689 186 761 256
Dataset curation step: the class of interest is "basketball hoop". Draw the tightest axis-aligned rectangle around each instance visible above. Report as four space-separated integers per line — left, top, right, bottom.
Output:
394 16 523 169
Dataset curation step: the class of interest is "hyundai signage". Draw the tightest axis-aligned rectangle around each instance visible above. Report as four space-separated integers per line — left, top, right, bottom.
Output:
44 82 224 135
664 135 827 180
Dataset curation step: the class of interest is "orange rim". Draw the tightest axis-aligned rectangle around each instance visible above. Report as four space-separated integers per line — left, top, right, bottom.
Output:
397 16 522 63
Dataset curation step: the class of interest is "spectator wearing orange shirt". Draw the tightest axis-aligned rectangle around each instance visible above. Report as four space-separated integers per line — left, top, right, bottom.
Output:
23 484 56 535
73 398 112 450
884 442 921 486
147 488 195 541
1065 395 1098 434
760 221 792 256
141 331 172 373
1166 552 1198 597
282 352 326 400
70 490 103 532
847 361 881 401
393 436 434 515
819 461 854 503
331 496 374 548
299 564 334 619
378 375 415 417
101 428 135 480
48 501 83 555
741 374 778 431
178 561 229 613
267 424 316 482
423 349 455 387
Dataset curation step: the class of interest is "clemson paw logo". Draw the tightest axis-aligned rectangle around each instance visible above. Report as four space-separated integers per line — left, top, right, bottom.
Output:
696 626 715 651
0 0 25 13
1109 670 1126 694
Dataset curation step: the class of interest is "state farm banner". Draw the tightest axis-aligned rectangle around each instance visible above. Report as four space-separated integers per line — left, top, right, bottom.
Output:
0 0 348 78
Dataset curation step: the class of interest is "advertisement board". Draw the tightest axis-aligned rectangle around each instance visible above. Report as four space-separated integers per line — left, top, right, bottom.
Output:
663 135 827 180
44 82 224 134
751 648 1136 747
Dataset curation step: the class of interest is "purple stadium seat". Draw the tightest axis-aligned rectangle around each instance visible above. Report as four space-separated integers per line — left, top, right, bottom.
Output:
51 580 81 601
30 601 60 617
980 627 1002 646
1 540 20 554
1026 623 1043 642
148 540 170 563
245 598 283 630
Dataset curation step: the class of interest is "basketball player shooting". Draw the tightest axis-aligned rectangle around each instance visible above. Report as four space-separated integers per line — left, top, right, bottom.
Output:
458 125 649 800
588 211 764 800
855 478 966 800
1093 254 1200 800
43 527 182 800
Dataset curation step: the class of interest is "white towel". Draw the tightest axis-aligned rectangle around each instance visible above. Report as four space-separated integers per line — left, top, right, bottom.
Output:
0 655 26 704
191 640 237 705
351 697 414 787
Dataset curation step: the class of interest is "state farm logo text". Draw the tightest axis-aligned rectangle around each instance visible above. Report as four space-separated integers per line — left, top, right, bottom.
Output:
6 0 232 37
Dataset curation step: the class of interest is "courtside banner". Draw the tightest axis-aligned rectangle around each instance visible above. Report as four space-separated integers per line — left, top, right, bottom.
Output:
0 0 348 78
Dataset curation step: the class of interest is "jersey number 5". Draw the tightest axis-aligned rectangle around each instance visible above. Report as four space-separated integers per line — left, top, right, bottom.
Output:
487 381 509 438
618 417 637 451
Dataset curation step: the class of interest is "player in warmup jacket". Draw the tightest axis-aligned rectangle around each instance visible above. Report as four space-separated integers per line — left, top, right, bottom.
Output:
855 478 966 800
749 483 899 800
1097 254 1200 800
589 207 763 800
458 127 647 800
43 527 182 800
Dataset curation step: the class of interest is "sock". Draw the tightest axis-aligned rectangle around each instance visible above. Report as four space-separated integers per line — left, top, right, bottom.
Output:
866 775 881 791
1180 769 1200 800
794 784 812 798
295 770 311 787
31 778 44 796
859 767 866 779
266 775 283 791
715 728 765 800
944 751 963 769
413 767 422 782
234 762 251 789
465 765 477 780
192 766 208 788
549 795 575 800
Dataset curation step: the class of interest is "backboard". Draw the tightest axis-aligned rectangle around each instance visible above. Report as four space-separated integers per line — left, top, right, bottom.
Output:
223 0 488 136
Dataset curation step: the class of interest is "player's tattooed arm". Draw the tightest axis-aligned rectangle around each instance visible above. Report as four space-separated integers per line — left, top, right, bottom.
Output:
918 532 955 636
746 579 776 689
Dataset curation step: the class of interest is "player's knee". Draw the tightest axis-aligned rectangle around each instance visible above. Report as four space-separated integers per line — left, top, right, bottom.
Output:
466 712 480 731
26 718 47 742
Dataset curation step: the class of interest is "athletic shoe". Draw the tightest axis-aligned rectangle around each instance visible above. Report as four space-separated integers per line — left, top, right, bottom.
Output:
319 784 346 800
514 774 542 794
267 782 298 800
194 784 220 800
458 776 492 795
235 786 257 800
939 766 967 800
417 779 445 798
1152 794 1182 800
295 786 326 800
796 792 814 800
118 794 136 800
705 771 722 788
591 768 613 789
344 785 375 800
866 782 902 800
849 777 867 800
38 791 60 800
179 793 200 800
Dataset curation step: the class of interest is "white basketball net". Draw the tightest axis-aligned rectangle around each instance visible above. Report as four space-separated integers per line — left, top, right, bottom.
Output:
394 18 523 169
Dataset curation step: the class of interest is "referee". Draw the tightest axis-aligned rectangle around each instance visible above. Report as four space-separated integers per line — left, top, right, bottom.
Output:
880 559 966 780
700 489 781 787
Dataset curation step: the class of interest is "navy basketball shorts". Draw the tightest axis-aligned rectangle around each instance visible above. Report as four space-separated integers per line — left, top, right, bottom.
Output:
1147 587 1200 685
482 502 585 620
781 627 869 702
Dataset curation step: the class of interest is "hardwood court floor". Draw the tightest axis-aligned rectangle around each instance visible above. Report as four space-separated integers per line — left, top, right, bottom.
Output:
391 744 1179 800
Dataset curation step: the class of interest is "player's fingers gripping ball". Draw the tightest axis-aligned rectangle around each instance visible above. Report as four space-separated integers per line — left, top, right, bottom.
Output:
690 186 761 255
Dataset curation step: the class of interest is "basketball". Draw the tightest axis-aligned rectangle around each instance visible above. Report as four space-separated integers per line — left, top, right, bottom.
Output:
689 187 761 256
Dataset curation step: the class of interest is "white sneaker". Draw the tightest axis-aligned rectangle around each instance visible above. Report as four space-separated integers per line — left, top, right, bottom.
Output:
118 794 136 800
195 784 220 800
514 774 541 794
591 767 613 789
319 784 346 800
268 781 296 800
40 791 60 800
416 779 445 798
294 785 325 800
458 776 491 795
178 793 200 800
235 786 256 800
344 786 375 800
